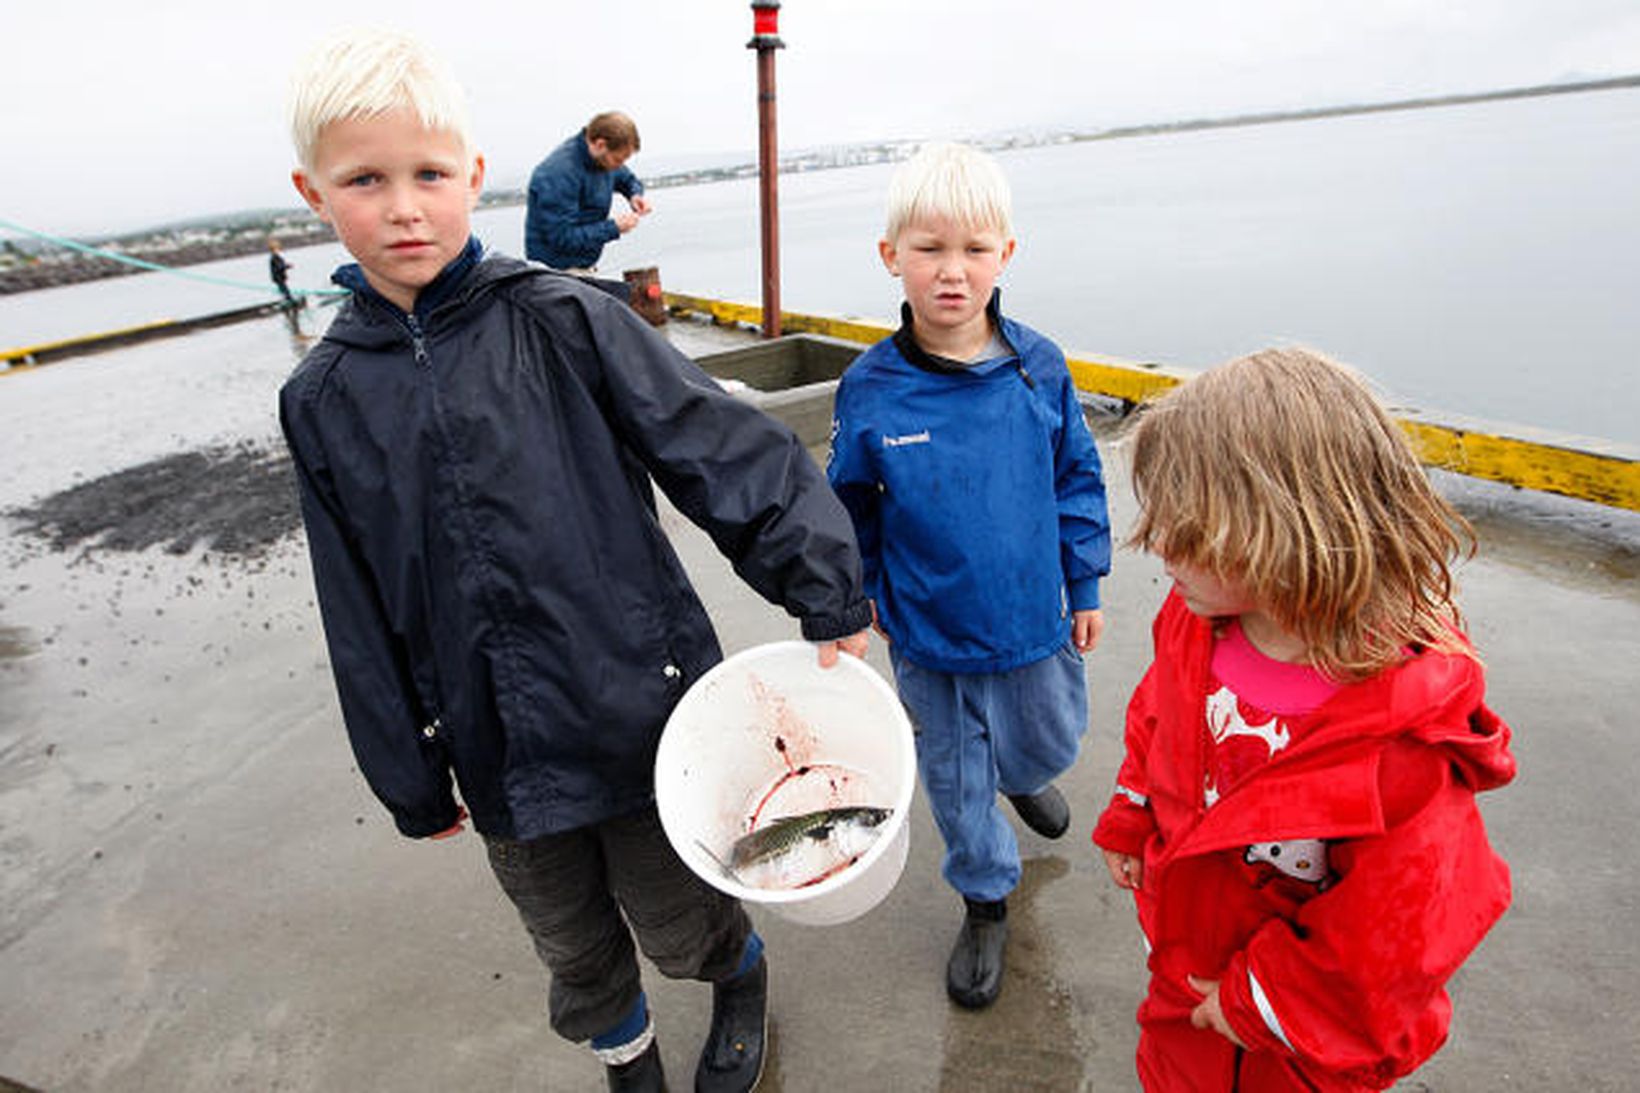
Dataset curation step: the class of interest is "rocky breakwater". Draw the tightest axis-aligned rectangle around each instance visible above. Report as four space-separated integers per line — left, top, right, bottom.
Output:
0 221 335 296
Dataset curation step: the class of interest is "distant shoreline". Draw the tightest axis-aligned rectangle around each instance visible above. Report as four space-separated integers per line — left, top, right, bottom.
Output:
1066 73 1640 145
3 73 1635 297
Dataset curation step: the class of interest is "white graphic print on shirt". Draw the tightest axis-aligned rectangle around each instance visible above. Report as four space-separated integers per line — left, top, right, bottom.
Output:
1207 684 1290 753
1203 685 1335 889
1204 684 1292 807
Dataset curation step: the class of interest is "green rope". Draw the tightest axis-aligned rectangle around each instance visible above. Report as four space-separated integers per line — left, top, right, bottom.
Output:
0 216 349 299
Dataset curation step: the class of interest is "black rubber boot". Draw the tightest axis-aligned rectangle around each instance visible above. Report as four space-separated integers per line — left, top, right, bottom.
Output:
607 1039 668 1093
695 956 768 1093
1006 783 1070 839
947 898 1008 1009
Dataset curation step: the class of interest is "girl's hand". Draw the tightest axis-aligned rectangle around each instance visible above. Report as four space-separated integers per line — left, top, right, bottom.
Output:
1101 848 1142 890
1073 609 1104 653
428 805 469 840
1187 976 1247 1048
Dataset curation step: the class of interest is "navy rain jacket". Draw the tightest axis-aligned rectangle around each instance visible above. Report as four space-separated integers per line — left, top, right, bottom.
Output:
279 248 871 840
523 131 644 270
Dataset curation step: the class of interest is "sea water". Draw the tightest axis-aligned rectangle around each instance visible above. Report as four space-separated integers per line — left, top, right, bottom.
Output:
3 88 1636 446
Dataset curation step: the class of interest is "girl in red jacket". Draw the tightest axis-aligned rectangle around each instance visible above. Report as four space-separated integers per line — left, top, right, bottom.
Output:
1093 347 1515 1091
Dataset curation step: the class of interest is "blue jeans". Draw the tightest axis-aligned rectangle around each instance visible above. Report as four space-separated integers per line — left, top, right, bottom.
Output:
891 643 1088 902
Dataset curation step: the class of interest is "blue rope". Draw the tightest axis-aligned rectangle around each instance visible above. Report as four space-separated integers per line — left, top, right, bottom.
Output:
0 216 348 299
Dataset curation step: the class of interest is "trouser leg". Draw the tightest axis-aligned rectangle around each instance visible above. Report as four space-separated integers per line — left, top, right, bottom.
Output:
991 643 1088 798
892 651 1019 902
1238 1050 1374 1093
1136 1022 1237 1091
601 804 752 984
1136 975 1238 1091
484 826 643 1043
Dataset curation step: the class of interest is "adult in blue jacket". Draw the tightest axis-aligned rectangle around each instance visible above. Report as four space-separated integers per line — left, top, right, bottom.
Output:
524 111 651 271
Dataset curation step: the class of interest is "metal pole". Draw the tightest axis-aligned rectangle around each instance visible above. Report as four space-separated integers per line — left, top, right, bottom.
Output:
756 49 781 339
749 3 784 339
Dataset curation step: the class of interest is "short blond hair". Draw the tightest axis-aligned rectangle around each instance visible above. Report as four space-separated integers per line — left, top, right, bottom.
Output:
287 28 474 171
884 142 1013 243
1127 347 1476 680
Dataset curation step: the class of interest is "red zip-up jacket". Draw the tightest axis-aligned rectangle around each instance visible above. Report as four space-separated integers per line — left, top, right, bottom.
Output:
1094 592 1515 1089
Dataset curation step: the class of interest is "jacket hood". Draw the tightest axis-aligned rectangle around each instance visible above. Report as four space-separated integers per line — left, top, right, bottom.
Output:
323 240 538 351
891 290 1014 372
1161 591 1514 790
886 289 1049 392
1244 611 1518 796
1381 642 1516 792
1155 591 1516 857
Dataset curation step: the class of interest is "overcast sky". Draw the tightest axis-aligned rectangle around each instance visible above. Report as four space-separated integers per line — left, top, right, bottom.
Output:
4 0 1638 239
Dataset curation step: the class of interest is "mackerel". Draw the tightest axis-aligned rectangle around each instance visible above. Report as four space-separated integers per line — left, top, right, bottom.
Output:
727 805 892 889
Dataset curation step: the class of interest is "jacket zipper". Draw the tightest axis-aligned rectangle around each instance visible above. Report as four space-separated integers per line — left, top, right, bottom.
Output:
403 311 447 740
405 313 429 366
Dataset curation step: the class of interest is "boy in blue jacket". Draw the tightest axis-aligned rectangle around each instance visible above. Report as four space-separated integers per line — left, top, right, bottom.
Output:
827 142 1111 1010
279 30 870 1093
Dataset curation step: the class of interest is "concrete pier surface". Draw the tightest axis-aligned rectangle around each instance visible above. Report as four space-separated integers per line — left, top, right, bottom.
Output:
2 308 1637 1092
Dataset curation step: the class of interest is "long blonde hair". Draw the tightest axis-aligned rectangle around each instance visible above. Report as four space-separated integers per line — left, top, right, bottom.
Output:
1127 347 1475 680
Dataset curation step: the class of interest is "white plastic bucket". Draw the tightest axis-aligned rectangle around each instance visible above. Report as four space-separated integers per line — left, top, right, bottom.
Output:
655 641 916 926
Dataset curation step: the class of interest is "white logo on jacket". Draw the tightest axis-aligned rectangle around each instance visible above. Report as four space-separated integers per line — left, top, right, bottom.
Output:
882 430 931 448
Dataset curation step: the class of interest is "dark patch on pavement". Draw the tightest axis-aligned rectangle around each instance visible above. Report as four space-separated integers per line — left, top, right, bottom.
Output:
0 626 31 660
0 1074 47 1093
7 443 301 559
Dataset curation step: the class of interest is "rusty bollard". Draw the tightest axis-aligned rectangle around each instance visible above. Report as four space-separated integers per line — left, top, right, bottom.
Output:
622 267 668 327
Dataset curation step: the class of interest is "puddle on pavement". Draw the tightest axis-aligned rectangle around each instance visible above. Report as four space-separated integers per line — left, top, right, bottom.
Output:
1420 471 1640 599
938 855 1089 1091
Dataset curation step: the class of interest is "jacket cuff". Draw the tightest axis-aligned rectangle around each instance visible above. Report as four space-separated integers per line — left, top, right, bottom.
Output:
1068 576 1102 612
393 801 463 840
1219 953 1295 1056
799 599 876 642
1091 796 1154 857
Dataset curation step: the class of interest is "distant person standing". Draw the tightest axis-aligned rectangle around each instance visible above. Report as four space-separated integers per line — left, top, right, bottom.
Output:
524 111 651 272
267 237 297 306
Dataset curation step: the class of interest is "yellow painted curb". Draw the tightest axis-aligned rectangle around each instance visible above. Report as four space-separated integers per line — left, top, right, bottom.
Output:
1064 356 1188 405
2 319 178 370
664 291 1640 513
1400 417 1640 513
664 292 895 347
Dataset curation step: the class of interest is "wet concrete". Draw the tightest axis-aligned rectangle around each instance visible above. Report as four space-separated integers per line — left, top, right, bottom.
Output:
1 308 1637 1090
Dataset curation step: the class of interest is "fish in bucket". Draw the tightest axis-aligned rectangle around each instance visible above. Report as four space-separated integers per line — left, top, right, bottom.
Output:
655 641 917 927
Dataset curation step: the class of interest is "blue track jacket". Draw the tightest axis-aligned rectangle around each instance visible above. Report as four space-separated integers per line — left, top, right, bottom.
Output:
827 295 1110 673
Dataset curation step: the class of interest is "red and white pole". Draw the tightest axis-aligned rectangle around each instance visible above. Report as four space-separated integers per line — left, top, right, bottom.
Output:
748 2 784 339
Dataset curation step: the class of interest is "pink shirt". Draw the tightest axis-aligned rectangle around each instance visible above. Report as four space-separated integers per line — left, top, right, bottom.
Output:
1203 619 1340 806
